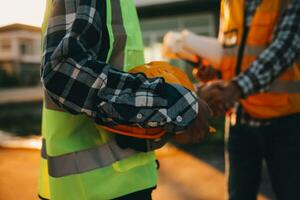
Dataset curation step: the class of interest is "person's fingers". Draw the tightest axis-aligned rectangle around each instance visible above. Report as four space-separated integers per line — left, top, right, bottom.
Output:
209 100 227 117
217 104 227 116
198 98 213 118
206 67 217 79
198 121 209 142
195 64 209 80
192 130 205 143
189 116 202 137
178 97 213 144
202 66 212 75
202 88 222 104
211 106 225 117
189 126 202 143
199 81 224 93
224 101 235 110
186 117 206 143
196 103 211 141
207 89 229 115
205 101 218 117
208 90 227 111
200 72 215 82
206 80 226 88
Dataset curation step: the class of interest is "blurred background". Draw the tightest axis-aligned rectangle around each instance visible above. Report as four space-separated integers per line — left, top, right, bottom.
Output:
0 0 273 199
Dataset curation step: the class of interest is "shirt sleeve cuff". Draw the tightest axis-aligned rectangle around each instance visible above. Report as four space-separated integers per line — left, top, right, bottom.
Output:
162 83 198 133
232 74 255 97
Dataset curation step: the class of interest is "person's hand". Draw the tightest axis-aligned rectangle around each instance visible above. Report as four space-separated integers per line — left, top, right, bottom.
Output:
198 80 242 117
192 60 219 82
174 98 212 144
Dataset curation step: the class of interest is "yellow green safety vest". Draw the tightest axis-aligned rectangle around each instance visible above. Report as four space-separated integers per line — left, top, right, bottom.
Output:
38 0 157 199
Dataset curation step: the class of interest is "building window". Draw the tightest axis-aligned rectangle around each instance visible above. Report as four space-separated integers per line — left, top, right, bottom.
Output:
19 43 28 55
0 40 11 51
19 39 36 55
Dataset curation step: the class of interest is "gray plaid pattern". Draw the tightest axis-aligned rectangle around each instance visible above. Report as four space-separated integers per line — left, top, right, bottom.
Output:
245 0 261 26
41 0 198 133
233 0 300 126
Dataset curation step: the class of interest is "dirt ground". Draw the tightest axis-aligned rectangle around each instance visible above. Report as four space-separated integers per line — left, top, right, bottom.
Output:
0 148 40 200
0 146 269 200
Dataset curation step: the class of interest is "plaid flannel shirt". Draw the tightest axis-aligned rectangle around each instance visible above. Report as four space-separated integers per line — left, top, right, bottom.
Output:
232 0 300 126
41 0 198 133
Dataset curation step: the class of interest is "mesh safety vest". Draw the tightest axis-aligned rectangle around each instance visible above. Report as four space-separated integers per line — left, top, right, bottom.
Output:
219 0 300 119
38 1 157 199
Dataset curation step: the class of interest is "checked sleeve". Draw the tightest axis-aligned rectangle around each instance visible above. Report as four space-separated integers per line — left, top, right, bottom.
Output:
41 0 198 133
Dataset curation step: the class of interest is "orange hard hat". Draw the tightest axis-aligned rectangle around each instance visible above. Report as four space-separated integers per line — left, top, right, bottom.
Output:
99 61 195 139
129 61 195 92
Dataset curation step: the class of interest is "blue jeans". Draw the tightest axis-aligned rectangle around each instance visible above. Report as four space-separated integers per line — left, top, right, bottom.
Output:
227 114 300 200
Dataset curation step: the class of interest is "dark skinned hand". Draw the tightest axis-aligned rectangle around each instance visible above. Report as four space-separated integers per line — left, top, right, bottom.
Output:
174 98 213 144
192 60 219 83
198 80 242 117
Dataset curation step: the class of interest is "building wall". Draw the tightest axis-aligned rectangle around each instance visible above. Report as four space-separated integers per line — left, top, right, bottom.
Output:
0 30 41 63
139 11 217 82
0 29 41 85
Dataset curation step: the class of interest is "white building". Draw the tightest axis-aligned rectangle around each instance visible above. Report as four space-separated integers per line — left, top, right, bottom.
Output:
0 23 41 84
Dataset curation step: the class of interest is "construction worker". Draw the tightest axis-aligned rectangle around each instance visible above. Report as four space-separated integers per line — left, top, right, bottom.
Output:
38 0 210 199
196 0 300 199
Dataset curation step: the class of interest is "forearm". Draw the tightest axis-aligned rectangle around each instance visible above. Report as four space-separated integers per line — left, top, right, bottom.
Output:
43 58 198 132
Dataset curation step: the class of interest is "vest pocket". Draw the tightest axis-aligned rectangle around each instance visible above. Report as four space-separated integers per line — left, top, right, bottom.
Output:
112 151 156 172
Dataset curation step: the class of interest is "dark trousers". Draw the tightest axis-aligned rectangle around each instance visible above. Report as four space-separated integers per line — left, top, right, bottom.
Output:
227 114 300 200
114 186 155 200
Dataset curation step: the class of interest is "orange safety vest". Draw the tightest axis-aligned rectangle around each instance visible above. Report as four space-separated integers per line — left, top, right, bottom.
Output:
219 0 300 119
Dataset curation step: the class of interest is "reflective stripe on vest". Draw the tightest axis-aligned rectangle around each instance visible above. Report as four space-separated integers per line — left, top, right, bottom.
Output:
41 139 137 178
270 80 300 93
223 45 266 57
109 0 126 69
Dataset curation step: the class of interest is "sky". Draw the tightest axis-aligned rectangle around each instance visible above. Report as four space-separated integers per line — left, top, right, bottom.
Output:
0 0 186 27
0 0 46 27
